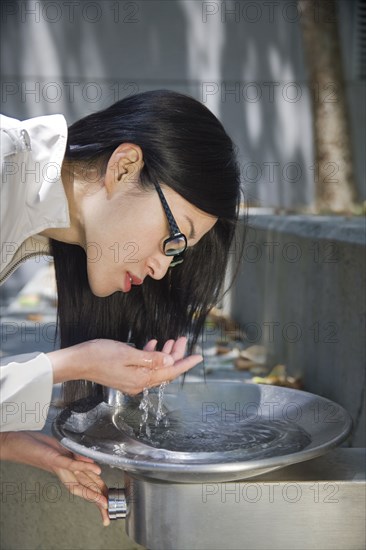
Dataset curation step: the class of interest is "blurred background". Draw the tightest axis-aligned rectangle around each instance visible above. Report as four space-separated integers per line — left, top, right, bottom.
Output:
1 0 365 208
1 1 365 548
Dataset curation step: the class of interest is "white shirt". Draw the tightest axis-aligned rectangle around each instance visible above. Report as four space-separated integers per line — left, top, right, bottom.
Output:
0 113 70 431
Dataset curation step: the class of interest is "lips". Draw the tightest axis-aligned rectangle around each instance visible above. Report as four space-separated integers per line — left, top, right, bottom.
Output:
124 272 132 292
124 271 143 291
128 272 143 285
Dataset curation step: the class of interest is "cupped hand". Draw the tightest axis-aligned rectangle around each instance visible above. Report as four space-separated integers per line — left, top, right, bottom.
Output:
79 335 202 395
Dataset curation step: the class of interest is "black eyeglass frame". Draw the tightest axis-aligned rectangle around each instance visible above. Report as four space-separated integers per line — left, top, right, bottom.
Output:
153 181 187 267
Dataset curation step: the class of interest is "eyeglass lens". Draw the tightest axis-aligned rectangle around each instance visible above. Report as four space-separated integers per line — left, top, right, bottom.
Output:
164 235 187 256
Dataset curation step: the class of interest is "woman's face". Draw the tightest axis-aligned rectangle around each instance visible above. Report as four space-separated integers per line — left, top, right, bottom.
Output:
80 144 218 297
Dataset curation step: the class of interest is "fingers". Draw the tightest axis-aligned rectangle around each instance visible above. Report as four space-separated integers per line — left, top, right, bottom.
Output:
129 336 193 370
143 339 158 352
73 455 102 475
144 338 183 355
125 337 201 390
73 470 108 496
122 337 200 393
171 353 204 374
99 505 111 527
56 467 110 526
72 460 102 476
149 353 203 386
64 474 110 526
17 433 110 527
173 354 203 371
54 454 102 476
73 471 110 527
169 336 188 361
162 339 175 354
73 453 99 465
56 468 107 502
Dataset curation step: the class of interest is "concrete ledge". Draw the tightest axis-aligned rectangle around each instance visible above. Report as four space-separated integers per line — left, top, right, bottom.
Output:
246 214 366 245
230 215 366 447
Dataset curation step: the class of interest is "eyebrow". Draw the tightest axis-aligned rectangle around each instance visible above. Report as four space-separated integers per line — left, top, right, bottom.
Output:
184 215 197 240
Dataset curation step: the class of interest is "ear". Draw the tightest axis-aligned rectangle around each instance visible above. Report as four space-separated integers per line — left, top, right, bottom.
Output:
104 144 143 194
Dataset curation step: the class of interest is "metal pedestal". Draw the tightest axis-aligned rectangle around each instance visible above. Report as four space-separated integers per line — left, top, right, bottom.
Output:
123 448 365 550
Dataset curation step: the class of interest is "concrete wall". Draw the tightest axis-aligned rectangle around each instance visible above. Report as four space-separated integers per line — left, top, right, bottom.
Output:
230 214 366 446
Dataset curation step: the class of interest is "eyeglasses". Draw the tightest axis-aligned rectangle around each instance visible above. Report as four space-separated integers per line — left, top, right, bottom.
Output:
153 181 187 267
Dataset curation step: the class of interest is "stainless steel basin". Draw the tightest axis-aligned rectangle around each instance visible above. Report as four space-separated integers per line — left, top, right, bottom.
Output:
53 380 352 483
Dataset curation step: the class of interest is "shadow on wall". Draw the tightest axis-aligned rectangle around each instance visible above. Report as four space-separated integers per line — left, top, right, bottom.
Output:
1 0 320 209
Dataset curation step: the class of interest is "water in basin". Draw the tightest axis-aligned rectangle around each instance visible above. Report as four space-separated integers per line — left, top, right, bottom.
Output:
137 416 310 456
114 395 312 459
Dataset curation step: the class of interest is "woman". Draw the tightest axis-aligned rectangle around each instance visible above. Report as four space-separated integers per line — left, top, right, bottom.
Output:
0 90 245 525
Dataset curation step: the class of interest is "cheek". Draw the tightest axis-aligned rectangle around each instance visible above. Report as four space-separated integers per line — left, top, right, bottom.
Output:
85 201 164 289
119 221 162 263
83 232 123 296
85 262 111 297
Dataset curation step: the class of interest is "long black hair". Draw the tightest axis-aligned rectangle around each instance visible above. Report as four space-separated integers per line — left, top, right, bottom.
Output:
50 89 246 404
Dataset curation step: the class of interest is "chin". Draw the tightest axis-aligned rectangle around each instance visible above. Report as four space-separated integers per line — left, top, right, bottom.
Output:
87 268 118 297
87 279 115 298
92 290 110 298
90 283 127 298
90 288 110 298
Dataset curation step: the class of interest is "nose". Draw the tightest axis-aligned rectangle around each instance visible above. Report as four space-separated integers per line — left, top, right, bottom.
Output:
146 254 173 280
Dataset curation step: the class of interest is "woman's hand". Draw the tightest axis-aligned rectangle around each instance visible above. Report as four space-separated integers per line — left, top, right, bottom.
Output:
49 335 202 395
143 335 188 357
0 431 110 526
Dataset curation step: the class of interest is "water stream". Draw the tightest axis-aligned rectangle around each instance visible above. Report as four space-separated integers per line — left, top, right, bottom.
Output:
138 382 169 438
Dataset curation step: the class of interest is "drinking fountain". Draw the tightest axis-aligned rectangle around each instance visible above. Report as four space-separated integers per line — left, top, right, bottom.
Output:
53 380 365 550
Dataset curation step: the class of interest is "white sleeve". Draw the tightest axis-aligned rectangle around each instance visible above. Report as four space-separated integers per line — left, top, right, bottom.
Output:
0 352 53 432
